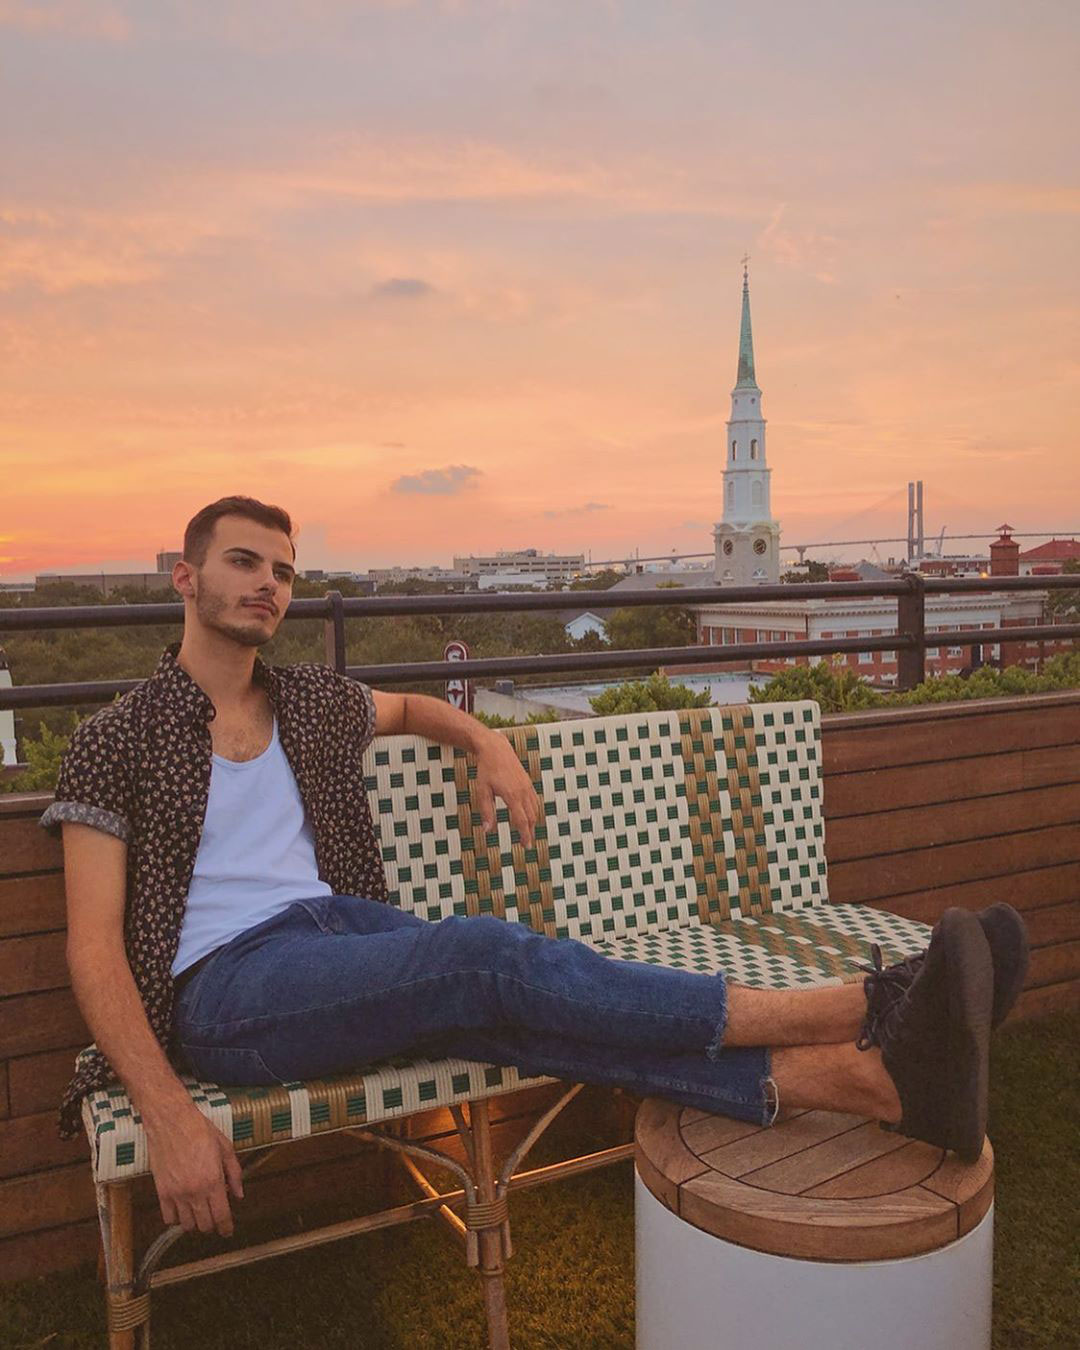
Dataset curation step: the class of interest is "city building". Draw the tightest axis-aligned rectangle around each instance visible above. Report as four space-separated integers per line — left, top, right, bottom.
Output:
369 565 473 589
454 549 585 585
1018 537 1080 575
34 570 176 597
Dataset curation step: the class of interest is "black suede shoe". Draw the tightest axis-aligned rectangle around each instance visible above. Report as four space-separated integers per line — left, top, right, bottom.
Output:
856 907 994 1162
858 902 1030 1033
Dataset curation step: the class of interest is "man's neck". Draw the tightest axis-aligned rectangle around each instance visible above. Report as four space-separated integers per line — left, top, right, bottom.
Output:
175 632 261 714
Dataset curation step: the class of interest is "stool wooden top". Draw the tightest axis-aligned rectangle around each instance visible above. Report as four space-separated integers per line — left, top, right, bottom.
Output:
635 1098 994 1262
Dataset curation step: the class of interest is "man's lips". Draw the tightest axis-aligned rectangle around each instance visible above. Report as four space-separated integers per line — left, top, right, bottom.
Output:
244 602 275 615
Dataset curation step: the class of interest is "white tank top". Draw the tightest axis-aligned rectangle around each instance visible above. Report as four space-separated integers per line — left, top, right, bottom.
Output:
172 715 333 977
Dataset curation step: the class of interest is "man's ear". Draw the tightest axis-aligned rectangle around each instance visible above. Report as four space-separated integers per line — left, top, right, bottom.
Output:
172 561 196 599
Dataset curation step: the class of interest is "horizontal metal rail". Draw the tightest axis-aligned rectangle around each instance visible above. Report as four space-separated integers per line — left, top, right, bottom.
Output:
0 573 1076 709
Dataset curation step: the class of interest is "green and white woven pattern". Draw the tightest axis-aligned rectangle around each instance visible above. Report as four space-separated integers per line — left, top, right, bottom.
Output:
588 906 930 988
83 1053 552 1181
365 701 827 942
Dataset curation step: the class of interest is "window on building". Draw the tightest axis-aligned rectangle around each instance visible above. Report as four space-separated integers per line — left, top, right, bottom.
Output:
859 651 873 663
883 650 896 662
750 439 759 460
751 481 762 506
731 440 737 460
948 646 963 658
726 481 735 507
927 647 939 658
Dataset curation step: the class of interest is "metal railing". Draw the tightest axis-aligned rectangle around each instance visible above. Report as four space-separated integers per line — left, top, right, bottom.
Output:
0 573 1077 712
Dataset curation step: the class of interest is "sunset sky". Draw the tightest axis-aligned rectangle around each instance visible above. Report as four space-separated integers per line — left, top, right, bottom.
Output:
2 0 1078 578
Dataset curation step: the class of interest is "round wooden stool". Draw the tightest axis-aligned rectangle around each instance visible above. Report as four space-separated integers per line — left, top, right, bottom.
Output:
635 1099 994 1350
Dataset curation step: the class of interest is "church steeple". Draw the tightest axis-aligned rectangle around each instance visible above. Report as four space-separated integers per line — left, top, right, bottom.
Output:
735 263 759 390
713 261 780 586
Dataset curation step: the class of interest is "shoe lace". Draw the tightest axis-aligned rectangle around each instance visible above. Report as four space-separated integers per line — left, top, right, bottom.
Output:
854 943 925 1052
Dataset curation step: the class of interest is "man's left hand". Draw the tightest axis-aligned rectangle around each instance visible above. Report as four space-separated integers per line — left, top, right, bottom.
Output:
474 734 541 847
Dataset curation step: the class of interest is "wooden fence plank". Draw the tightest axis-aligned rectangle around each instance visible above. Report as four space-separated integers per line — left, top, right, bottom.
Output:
0 818 62 876
1027 941 1080 988
0 1110 90 1179
0 1219 101 1285
826 782 1080 863
1013 978 1080 1020
828 823 1080 905
823 744 1080 818
851 863 1079 924
7 1046 84 1119
0 1165 96 1238
0 932 68 998
0 874 66 939
822 697 1080 774
1021 900 1080 948
0 794 52 820
0 989 88 1060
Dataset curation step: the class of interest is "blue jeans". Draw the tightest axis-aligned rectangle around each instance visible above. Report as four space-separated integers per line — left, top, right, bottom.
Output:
172 894 776 1126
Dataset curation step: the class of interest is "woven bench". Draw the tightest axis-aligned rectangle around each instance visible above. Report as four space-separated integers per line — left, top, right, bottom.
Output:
82 699 932 1348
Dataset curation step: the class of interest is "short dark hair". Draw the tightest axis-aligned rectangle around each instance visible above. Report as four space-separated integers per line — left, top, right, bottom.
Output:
182 496 296 569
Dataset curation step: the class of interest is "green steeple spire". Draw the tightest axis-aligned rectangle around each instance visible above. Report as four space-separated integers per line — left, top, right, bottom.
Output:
735 264 759 389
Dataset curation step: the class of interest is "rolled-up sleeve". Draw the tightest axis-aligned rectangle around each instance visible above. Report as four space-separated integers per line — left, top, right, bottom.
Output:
340 675 378 757
38 710 133 843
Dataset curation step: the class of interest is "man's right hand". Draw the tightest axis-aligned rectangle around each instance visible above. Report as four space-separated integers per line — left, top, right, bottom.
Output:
145 1104 245 1237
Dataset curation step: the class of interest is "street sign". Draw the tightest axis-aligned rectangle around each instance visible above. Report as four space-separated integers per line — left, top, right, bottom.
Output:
444 640 471 712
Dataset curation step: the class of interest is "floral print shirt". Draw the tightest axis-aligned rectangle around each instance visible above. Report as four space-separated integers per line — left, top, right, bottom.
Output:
39 641 386 1138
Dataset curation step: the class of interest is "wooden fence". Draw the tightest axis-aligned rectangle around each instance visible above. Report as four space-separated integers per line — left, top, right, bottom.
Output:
1 690 1077 1281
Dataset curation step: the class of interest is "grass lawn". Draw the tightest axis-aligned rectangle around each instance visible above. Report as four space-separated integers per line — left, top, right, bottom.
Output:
3 1009 1077 1349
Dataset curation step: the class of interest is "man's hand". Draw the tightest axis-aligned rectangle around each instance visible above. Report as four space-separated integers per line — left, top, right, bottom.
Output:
378 691 543 845
144 1104 244 1237
474 733 541 846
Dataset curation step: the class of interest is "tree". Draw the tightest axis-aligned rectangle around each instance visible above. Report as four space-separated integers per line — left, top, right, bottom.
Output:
589 673 711 715
568 569 623 591
3 711 81 792
605 584 696 650
1045 559 1080 620
782 560 830 583
748 657 886 711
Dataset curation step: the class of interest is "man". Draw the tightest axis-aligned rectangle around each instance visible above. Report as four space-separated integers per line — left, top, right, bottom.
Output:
42 495 1028 1243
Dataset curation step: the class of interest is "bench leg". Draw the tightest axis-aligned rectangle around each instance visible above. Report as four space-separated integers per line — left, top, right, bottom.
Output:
96 1181 151 1348
469 1099 511 1350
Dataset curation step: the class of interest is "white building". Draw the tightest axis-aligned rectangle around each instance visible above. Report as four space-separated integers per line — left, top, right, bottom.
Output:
0 648 18 770
713 267 781 586
454 549 585 585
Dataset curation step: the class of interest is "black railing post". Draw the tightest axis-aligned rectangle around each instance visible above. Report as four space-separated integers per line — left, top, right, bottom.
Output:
323 590 346 673
897 571 926 691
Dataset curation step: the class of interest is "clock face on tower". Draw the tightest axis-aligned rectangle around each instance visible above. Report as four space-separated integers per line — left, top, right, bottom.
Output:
722 539 734 556
753 538 767 555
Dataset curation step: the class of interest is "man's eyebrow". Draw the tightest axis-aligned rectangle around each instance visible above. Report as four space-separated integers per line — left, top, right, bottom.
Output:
225 547 296 579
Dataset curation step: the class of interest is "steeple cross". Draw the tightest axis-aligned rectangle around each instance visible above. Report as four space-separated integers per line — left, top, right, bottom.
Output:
741 252 750 276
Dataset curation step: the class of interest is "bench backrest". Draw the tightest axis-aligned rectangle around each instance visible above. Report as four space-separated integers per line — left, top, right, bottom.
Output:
362 699 828 942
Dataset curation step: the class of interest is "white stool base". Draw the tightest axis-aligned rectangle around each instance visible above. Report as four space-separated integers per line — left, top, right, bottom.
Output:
635 1171 993 1350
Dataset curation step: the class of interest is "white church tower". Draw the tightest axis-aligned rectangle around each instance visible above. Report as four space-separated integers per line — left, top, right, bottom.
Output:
713 266 781 585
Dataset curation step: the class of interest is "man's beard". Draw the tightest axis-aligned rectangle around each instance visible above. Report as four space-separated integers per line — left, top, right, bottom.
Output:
194 584 273 648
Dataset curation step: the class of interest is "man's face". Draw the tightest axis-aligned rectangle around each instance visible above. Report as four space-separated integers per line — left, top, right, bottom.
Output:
180 516 296 648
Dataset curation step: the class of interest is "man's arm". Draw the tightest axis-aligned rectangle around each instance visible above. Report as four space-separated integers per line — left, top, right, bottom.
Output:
62 822 243 1236
371 690 540 845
